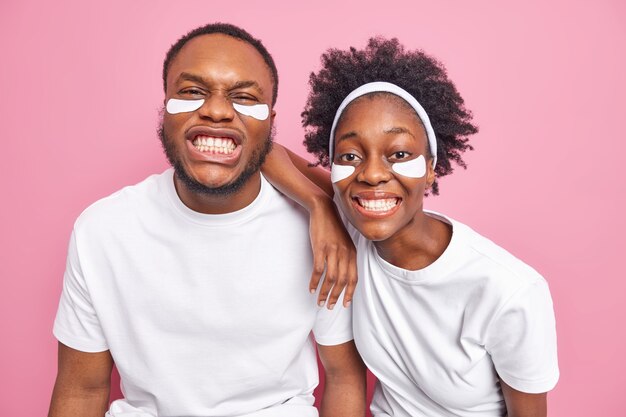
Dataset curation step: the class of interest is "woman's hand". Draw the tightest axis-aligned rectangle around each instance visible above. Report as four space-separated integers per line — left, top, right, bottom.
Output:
261 143 357 309
309 197 357 309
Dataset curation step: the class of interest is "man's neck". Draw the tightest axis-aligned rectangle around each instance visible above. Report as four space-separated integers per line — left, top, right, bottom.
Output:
173 172 262 215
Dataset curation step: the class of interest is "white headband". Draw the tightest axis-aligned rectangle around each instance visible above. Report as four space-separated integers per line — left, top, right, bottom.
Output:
328 81 437 169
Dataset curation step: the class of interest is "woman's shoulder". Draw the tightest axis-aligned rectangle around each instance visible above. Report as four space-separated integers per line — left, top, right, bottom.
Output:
427 210 546 291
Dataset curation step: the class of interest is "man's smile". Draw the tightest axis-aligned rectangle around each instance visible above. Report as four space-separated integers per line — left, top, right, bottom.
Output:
182 126 244 163
191 136 237 154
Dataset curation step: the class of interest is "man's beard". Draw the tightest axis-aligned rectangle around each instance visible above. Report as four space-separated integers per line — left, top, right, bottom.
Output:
158 122 274 196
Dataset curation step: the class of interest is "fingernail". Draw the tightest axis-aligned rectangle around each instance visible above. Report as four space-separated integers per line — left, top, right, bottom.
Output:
328 303 335 310
310 288 316 294
344 301 352 308
318 300 325 307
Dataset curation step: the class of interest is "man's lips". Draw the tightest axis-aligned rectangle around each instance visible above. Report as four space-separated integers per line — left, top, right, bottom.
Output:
191 135 237 154
185 126 243 144
351 192 402 216
184 126 243 163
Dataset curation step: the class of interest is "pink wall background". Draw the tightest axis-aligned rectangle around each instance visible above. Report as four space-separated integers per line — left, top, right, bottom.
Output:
1 0 624 415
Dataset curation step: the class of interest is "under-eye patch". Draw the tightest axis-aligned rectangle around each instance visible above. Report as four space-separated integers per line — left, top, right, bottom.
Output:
165 99 269 121
331 164 356 183
392 155 426 178
166 98 205 114
233 103 270 121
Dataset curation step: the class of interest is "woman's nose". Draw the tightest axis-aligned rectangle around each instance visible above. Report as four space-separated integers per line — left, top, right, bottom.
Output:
357 158 392 185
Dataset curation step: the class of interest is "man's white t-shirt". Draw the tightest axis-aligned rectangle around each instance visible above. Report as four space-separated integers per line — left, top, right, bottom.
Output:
348 211 558 417
54 169 353 417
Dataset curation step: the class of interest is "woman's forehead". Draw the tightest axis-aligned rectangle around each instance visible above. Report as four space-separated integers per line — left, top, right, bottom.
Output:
336 94 427 142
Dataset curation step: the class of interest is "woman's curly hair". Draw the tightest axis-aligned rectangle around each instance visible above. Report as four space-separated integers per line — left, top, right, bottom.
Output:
302 37 478 195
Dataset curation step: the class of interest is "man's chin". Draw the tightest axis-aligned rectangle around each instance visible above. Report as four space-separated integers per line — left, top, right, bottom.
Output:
158 121 274 198
174 163 252 197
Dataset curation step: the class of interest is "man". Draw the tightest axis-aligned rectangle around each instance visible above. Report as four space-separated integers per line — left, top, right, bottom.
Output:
48 23 365 417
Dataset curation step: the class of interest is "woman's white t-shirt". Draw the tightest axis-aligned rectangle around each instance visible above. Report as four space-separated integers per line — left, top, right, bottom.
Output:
349 211 559 417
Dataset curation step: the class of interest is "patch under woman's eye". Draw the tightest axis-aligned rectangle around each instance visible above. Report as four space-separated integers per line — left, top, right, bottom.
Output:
233 103 270 121
331 163 356 183
392 155 426 178
166 98 205 114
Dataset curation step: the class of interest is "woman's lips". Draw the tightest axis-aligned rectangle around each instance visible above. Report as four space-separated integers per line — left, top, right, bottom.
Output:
351 193 402 217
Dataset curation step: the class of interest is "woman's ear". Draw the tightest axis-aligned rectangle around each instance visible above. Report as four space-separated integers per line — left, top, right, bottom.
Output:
426 158 436 188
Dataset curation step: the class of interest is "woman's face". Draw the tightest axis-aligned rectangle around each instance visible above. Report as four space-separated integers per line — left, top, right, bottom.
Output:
332 94 435 242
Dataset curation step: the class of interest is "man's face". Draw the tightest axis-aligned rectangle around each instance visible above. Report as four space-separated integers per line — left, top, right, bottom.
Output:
160 34 275 196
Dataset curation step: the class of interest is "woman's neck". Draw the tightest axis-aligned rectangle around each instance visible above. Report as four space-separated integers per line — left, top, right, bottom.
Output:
374 211 452 271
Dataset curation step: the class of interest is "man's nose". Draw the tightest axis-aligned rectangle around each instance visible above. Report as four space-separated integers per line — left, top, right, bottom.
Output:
357 157 393 185
197 94 235 122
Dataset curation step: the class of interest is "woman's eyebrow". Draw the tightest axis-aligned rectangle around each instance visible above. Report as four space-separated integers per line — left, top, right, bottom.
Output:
337 131 358 142
384 126 415 137
338 126 415 142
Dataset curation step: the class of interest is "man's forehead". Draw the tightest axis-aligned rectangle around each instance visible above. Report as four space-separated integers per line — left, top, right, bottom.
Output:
168 34 271 83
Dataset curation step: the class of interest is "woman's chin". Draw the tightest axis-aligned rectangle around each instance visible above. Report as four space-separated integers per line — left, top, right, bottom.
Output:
352 221 398 243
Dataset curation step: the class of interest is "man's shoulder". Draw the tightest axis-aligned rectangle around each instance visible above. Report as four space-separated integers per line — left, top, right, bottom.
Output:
74 170 170 232
260 174 309 216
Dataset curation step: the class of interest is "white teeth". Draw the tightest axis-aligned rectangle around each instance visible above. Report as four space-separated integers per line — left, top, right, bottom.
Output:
358 198 398 212
192 136 236 154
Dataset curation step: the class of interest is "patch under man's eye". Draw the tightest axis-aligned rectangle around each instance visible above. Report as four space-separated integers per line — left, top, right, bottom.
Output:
165 98 270 121
233 103 270 121
331 163 356 183
166 98 205 114
392 155 426 178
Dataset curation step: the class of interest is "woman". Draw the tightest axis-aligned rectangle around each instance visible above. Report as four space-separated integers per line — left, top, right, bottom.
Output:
266 38 559 416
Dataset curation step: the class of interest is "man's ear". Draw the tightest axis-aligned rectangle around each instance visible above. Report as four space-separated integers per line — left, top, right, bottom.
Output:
270 109 277 123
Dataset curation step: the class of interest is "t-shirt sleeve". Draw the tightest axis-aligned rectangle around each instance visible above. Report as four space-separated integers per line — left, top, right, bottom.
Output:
486 278 559 393
310 196 357 346
313 290 354 346
53 229 109 352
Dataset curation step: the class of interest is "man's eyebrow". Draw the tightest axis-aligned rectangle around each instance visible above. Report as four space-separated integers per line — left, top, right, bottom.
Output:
174 74 264 95
177 72 209 86
384 126 415 138
230 80 264 95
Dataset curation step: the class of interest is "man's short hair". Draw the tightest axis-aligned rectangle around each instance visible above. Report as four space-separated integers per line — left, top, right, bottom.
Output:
162 22 279 105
